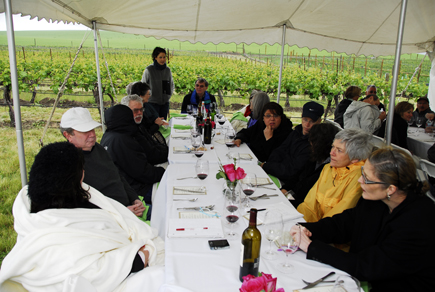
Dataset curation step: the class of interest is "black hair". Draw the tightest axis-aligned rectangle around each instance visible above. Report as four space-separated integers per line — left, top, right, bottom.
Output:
309 123 340 163
152 47 166 60
131 82 151 97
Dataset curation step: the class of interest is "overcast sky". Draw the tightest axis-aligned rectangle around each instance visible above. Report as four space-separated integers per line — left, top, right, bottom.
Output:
0 14 88 31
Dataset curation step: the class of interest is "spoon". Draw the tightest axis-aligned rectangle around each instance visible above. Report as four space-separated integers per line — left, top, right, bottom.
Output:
173 198 198 202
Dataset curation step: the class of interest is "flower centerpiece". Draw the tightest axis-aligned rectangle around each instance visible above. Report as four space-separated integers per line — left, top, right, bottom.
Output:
240 272 285 292
216 158 246 192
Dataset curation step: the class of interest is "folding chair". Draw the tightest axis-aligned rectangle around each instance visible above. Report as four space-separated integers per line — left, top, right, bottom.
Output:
417 159 435 203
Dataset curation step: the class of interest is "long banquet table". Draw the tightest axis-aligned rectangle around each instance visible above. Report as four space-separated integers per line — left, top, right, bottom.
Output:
407 127 435 160
151 116 356 292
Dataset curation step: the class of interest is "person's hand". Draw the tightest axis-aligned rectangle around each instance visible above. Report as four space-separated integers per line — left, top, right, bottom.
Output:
281 189 288 195
155 117 168 126
425 113 435 121
425 126 434 133
263 125 273 140
290 224 312 253
234 139 242 147
127 200 145 217
379 111 387 120
260 162 265 168
138 245 150 268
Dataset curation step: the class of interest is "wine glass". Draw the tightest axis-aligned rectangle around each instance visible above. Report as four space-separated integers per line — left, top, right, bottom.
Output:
416 117 423 131
240 172 257 208
223 188 241 237
331 275 360 292
191 107 198 119
217 115 226 129
225 131 236 150
195 159 209 182
278 223 300 274
186 104 194 117
262 211 283 260
191 134 201 151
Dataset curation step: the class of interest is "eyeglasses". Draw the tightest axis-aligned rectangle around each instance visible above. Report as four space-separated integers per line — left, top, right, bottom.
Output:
195 84 206 88
264 114 280 119
133 108 144 114
360 166 389 185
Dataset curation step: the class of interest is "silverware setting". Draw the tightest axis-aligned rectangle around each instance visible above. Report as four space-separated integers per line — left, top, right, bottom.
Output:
177 205 215 211
249 194 279 201
173 198 198 202
301 271 336 289
173 187 205 194
177 176 198 180
256 185 276 190
302 279 335 285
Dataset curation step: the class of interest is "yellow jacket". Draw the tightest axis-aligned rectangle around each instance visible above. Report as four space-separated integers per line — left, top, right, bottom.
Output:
297 160 365 222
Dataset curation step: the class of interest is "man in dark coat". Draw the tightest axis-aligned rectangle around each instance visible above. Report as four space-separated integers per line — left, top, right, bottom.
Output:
101 105 165 204
181 78 216 113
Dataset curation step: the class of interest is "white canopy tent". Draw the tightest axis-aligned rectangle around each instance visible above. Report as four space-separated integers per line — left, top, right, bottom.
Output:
1 0 434 186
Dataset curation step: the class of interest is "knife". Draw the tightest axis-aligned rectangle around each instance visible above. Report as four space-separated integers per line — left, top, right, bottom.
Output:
301 272 335 289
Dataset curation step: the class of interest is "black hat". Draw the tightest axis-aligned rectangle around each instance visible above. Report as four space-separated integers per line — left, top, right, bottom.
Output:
302 101 324 122
417 96 429 104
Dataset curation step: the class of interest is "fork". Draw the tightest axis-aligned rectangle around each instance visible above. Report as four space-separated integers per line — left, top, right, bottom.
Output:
173 198 198 202
177 176 198 180
249 194 279 201
302 279 335 285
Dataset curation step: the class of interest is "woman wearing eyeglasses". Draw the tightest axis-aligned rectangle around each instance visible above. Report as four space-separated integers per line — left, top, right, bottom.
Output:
234 102 292 162
297 128 373 222
292 147 435 291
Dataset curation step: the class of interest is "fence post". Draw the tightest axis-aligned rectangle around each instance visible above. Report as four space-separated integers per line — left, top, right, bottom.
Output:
322 56 325 71
364 58 367 76
380 59 384 77
332 52 334 71
352 56 355 71
22 47 25 61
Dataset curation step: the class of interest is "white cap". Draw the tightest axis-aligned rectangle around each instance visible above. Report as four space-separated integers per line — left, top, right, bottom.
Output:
60 107 101 132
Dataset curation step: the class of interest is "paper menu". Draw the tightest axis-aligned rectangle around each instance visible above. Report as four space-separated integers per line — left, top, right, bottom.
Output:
241 177 271 186
167 218 224 238
173 186 207 195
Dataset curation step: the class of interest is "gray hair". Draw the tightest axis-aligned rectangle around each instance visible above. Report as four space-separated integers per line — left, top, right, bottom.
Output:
120 94 143 106
126 82 139 95
59 127 74 137
334 128 373 161
250 91 270 120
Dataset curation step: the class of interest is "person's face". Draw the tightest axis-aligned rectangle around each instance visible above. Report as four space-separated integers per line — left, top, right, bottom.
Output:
366 86 377 96
358 160 389 201
128 100 144 124
330 139 356 168
65 129 96 151
263 110 282 130
155 52 166 65
400 109 413 121
141 90 151 103
301 116 320 135
417 100 429 112
195 81 208 96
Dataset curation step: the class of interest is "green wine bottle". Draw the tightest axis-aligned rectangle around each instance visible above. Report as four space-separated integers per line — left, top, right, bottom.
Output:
239 208 261 282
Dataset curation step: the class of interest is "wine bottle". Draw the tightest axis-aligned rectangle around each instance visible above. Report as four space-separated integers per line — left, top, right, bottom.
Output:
204 112 212 144
201 101 206 117
239 208 261 282
196 101 204 130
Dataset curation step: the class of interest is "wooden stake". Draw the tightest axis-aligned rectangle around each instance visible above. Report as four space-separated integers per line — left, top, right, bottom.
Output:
22 47 26 61
364 58 368 76
380 59 384 77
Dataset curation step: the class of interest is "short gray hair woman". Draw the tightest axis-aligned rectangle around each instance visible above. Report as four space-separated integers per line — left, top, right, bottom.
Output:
297 128 374 222
248 91 270 127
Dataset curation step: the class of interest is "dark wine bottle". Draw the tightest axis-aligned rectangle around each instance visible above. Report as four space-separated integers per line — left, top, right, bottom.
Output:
239 208 261 282
204 112 212 144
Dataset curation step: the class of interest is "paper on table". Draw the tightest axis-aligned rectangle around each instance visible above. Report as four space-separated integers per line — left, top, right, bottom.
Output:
293 286 334 292
243 202 303 225
241 177 271 186
167 218 224 238
174 129 191 133
239 153 253 160
179 211 220 219
171 132 191 138
173 186 207 195
173 146 192 153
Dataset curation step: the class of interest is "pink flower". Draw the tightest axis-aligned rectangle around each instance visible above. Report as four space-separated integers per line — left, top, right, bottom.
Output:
239 275 267 292
262 273 277 292
223 164 235 173
223 164 236 182
235 167 247 180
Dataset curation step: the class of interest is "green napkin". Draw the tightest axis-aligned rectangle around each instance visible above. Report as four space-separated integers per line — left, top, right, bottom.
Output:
230 111 248 123
137 196 150 226
267 174 281 188
170 113 187 118
159 127 171 139
174 124 192 130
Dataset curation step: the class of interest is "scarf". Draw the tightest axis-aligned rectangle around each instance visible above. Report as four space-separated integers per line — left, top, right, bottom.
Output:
190 90 211 110
153 59 167 70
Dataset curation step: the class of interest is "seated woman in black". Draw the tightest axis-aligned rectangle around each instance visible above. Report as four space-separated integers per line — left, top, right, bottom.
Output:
291 147 435 292
281 122 339 207
377 101 413 149
234 102 293 162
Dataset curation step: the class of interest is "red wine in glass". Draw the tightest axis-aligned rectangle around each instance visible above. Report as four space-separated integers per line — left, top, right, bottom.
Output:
197 173 208 180
226 215 239 223
243 189 254 196
225 141 235 148
218 120 225 126
195 152 204 158
226 205 238 212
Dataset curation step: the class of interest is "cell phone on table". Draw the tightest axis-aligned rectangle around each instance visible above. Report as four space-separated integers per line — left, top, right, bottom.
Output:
208 239 230 250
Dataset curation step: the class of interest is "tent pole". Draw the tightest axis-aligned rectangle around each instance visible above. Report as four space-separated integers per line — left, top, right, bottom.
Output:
385 0 407 146
427 50 435 111
4 0 27 186
93 21 105 132
277 24 286 103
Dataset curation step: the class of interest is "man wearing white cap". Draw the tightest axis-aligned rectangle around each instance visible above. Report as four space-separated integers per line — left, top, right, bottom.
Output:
60 107 146 218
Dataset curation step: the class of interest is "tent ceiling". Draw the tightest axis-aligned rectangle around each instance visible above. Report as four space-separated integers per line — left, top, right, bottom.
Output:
0 0 434 56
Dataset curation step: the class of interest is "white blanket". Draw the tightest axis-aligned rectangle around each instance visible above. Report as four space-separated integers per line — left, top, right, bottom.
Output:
0 183 165 292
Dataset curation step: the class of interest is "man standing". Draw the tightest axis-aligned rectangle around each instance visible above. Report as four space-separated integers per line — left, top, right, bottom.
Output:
412 96 433 127
262 101 324 185
181 78 216 113
60 107 145 217
366 85 385 111
344 94 386 134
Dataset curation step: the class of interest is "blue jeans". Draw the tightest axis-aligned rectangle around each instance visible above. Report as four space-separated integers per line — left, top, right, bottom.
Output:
149 102 170 120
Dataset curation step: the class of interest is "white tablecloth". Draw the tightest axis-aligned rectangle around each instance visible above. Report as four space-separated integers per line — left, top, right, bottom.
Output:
407 127 435 159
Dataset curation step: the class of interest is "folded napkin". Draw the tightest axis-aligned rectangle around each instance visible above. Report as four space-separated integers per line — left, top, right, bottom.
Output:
268 174 281 188
174 124 192 130
159 127 171 139
173 186 207 195
173 146 192 153
171 132 191 139
170 113 188 118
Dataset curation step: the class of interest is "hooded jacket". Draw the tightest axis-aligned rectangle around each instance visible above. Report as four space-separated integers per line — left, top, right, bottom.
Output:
334 99 353 128
235 116 293 162
297 160 365 222
262 124 311 182
343 100 382 134
101 105 165 203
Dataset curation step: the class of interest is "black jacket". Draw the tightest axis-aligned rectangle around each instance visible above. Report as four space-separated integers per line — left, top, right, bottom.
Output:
302 194 435 292
100 105 165 203
262 124 311 182
181 92 216 113
235 117 293 162
376 113 408 149
334 98 353 128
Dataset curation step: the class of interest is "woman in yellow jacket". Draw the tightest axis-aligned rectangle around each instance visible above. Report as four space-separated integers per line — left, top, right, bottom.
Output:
297 128 373 222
